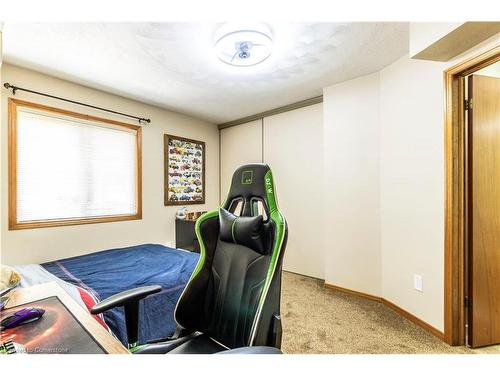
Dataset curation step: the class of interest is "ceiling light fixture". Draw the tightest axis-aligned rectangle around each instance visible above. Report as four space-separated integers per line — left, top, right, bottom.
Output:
214 25 273 67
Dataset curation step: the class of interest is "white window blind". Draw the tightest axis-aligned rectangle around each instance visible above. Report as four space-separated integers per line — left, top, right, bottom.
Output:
16 108 138 223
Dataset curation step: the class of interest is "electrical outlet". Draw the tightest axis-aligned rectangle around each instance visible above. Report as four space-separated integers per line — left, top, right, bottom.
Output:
413 274 423 292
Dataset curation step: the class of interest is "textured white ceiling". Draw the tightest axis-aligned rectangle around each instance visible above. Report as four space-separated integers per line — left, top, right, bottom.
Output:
3 23 409 123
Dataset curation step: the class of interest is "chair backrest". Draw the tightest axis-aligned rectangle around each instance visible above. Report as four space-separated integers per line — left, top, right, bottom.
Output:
174 164 287 348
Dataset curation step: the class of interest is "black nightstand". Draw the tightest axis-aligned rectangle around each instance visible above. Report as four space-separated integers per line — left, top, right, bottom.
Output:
175 218 200 253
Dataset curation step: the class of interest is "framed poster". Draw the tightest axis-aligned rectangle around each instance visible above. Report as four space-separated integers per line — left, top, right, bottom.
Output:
164 134 205 206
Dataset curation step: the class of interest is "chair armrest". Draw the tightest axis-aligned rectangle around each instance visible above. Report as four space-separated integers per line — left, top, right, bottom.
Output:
91 285 162 314
90 285 162 349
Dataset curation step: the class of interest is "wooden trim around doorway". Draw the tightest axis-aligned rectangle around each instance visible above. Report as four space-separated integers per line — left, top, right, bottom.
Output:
444 44 500 346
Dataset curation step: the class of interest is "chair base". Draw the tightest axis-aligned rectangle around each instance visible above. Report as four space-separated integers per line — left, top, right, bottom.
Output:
134 332 282 354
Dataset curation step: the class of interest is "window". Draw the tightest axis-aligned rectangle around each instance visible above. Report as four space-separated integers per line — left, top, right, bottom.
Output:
9 99 142 229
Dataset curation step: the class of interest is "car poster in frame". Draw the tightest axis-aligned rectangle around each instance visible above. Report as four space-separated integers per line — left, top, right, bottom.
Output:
164 134 205 206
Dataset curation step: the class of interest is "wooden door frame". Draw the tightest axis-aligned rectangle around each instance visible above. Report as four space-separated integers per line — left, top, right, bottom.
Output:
444 44 500 346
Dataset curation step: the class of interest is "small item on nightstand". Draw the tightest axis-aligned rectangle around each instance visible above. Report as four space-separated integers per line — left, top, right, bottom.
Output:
176 207 188 220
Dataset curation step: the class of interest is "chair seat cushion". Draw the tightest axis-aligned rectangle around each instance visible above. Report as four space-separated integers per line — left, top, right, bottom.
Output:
167 333 228 354
218 346 282 354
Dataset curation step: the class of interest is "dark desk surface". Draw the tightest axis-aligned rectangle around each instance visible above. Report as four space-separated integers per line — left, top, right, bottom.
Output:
1 282 128 354
1 296 105 354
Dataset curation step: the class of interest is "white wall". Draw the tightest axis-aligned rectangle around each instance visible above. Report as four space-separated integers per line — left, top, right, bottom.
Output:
322 33 500 332
379 56 447 330
409 22 462 57
220 120 262 203
410 23 500 62
379 35 500 332
323 73 381 296
264 104 324 279
0 63 219 265
476 61 500 77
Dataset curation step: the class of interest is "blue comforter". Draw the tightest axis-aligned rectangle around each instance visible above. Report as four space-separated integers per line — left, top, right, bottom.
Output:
41 244 199 346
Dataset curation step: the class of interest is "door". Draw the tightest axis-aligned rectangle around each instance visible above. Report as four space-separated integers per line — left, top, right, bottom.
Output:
263 104 324 279
468 74 500 348
220 120 262 203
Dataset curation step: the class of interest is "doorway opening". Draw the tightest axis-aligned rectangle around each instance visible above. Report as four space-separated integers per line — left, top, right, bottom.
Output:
444 45 500 348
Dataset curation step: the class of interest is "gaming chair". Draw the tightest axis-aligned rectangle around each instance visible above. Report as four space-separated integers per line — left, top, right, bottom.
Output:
91 164 287 354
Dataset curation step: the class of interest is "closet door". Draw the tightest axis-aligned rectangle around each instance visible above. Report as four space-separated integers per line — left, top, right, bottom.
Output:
264 104 324 279
220 120 262 203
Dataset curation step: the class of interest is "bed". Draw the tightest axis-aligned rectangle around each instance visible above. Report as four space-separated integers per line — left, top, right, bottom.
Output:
13 244 199 347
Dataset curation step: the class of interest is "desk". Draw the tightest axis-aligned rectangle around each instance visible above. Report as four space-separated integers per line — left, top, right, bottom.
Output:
1 282 128 354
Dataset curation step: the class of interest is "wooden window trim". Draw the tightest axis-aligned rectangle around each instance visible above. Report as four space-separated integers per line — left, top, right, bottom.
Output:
444 44 500 345
8 98 143 230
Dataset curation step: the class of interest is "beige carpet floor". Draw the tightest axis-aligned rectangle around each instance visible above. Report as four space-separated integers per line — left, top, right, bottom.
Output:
280 271 497 354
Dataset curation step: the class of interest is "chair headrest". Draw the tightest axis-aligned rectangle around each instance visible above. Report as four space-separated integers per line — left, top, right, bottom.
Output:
221 163 278 218
219 208 266 254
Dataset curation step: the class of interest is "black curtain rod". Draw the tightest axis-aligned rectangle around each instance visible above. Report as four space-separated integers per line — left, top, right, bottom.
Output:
3 82 151 124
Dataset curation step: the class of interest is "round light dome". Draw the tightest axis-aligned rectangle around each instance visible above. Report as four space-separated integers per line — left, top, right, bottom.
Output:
214 28 273 67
